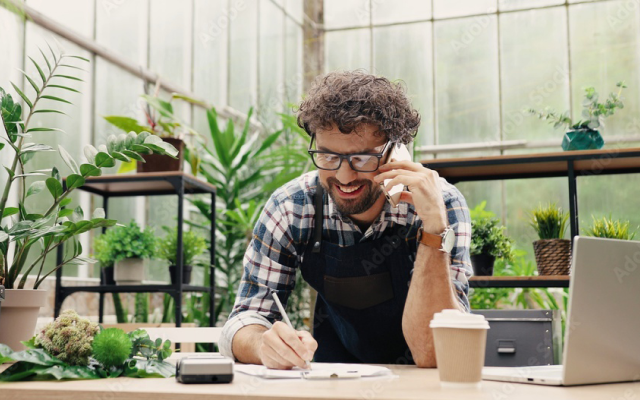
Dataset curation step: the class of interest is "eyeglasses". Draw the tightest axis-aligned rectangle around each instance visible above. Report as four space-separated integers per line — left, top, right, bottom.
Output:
307 135 393 172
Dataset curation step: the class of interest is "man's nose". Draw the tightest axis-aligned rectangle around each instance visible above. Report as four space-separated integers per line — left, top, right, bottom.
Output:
335 158 357 183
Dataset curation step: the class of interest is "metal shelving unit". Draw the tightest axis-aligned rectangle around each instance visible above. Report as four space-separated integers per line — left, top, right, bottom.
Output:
422 147 640 288
54 171 216 331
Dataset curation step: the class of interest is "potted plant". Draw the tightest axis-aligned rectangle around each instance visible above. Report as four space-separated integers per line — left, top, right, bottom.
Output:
469 202 513 276
93 231 116 285
529 203 571 275
99 221 157 285
527 81 627 151
103 85 206 174
156 227 207 285
584 215 637 240
0 48 177 351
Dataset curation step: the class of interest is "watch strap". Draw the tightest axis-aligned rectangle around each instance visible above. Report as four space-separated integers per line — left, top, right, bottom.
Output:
418 228 443 250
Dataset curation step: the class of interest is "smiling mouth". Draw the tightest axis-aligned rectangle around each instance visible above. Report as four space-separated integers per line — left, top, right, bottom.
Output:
335 183 365 196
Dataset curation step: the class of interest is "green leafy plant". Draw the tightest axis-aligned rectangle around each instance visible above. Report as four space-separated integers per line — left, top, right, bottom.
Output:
91 328 132 369
469 201 513 260
33 309 99 366
97 220 156 263
156 226 207 266
128 329 172 362
584 214 637 240
529 203 569 240
133 293 149 323
0 48 177 290
527 81 627 131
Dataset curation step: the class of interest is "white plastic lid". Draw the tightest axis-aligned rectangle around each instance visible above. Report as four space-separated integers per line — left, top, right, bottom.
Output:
429 309 490 330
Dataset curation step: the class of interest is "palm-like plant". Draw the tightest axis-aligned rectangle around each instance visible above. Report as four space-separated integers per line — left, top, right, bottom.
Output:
0 46 177 289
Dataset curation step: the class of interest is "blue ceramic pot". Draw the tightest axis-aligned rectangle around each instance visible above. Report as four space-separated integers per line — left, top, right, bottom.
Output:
561 129 604 151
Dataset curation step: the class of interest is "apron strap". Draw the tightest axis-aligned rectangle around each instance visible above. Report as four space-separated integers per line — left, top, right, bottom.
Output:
312 183 324 253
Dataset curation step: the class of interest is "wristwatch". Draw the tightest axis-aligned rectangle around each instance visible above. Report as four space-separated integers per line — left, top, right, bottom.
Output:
418 226 455 254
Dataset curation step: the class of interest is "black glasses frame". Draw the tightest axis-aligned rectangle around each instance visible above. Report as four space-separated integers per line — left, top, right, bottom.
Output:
307 135 393 172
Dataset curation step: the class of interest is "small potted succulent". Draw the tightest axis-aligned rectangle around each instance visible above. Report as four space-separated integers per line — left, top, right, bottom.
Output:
584 215 637 241
469 202 513 276
99 221 157 285
529 203 571 275
527 81 627 151
156 227 207 285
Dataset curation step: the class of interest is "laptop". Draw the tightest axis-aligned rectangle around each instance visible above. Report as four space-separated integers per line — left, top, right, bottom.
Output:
482 236 640 386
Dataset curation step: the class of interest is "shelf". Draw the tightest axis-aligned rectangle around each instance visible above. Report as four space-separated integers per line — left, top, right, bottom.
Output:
469 276 570 288
58 285 212 295
421 147 640 182
64 171 216 197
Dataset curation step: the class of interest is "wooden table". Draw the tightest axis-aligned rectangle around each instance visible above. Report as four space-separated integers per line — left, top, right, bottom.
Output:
2 364 639 400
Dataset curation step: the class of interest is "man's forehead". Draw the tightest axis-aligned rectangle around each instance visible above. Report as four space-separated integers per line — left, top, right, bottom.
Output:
315 123 387 149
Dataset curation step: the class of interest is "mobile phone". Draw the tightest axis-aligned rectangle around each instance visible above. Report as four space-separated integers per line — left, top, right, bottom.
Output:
380 143 412 208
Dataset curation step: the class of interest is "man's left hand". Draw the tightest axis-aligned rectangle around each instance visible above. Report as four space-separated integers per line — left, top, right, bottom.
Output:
374 161 447 232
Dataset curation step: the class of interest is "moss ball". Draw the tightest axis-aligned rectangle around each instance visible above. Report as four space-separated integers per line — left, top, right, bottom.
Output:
92 328 132 369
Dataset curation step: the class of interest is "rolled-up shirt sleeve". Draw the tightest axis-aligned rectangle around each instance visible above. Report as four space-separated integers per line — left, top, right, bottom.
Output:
442 180 473 313
219 195 299 360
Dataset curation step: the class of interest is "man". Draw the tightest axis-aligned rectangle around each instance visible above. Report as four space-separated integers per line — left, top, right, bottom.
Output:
219 71 472 369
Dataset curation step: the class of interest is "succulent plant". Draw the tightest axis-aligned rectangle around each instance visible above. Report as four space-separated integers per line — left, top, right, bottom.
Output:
92 328 132 369
34 309 99 366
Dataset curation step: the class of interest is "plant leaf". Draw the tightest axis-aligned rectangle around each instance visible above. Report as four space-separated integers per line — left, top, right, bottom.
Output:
26 181 46 197
19 69 40 94
33 109 67 116
38 48 52 72
79 163 101 177
66 174 85 189
58 145 79 174
41 95 72 105
28 56 47 83
63 55 90 62
11 82 33 109
94 152 115 168
47 84 81 94
60 198 73 207
103 116 151 134
58 208 73 218
2 207 19 218
46 177 63 199
52 74 83 82
25 127 65 133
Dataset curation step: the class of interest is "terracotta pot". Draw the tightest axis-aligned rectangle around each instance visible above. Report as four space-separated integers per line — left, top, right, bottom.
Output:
114 258 147 285
137 137 184 173
0 289 48 351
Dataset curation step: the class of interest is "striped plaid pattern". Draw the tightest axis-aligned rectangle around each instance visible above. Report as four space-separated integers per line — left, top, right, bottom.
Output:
219 170 473 359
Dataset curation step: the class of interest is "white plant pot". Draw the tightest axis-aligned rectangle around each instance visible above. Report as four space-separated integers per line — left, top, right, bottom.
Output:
114 258 147 285
0 289 48 351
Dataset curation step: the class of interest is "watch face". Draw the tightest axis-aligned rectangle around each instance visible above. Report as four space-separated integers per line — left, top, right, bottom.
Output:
443 229 456 253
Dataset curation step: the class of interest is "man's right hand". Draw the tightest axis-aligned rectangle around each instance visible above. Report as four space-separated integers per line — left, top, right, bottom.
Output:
258 321 317 369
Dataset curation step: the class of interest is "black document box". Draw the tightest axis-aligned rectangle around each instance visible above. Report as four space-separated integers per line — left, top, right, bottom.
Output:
472 309 562 367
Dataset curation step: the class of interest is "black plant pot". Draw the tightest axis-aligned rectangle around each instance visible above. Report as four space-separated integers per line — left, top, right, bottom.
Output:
471 253 496 276
101 266 116 285
0 285 5 325
169 265 193 285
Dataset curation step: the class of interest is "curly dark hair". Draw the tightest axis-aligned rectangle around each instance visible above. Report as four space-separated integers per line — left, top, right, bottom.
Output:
296 70 421 144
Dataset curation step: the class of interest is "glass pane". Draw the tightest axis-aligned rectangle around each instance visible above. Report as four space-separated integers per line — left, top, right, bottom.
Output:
258 0 285 128
23 0 95 278
434 16 500 146
324 0 370 29
0 7 24 194
285 17 303 106
569 1 640 138
500 7 570 142
434 0 496 19
498 0 564 12
285 0 304 25
193 0 229 107
372 0 431 25
229 3 258 113
373 22 434 148
325 28 371 72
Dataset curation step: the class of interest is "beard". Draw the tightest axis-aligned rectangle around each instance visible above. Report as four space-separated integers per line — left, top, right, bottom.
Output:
322 177 383 216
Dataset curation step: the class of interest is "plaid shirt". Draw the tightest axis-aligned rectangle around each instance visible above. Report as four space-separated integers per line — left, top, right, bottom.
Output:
219 171 473 359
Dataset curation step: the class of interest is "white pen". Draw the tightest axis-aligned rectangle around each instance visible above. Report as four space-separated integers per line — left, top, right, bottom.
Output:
271 289 312 370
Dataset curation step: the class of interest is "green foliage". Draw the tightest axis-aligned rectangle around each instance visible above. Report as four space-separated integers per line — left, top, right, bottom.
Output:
128 329 172 362
0 326 174 381
527 81 627 131
186 109 312 330
91 328 132 369
529 203 569 240
133 293 149 323
156 226 207 266
469 202 513 259
0 48 177 290
33 310 99 366
96 220 156 263
584 214 637 240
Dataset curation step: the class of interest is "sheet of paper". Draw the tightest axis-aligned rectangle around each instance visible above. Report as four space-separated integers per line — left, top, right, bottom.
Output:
234 363 392 379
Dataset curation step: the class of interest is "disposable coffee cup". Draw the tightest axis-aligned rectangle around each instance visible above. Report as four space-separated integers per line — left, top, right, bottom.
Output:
429 309 489 389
